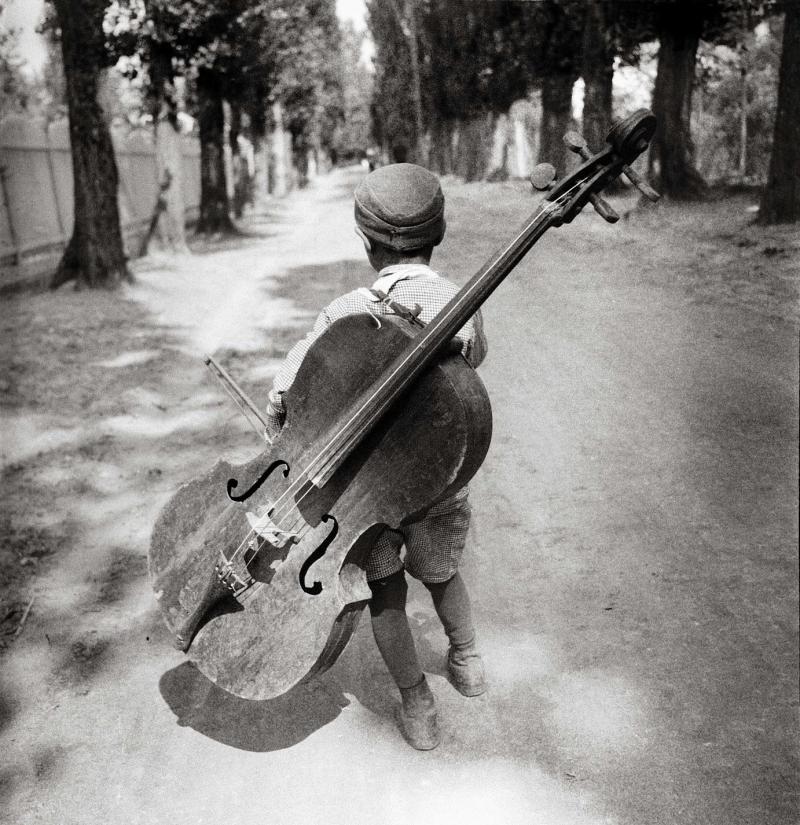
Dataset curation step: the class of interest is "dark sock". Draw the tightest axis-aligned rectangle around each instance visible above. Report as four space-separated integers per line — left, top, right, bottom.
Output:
369 570 424 690
424 572 475 649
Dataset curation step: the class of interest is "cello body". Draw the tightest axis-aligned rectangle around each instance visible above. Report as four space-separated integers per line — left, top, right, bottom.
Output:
149 312 492 700
150 108 659 702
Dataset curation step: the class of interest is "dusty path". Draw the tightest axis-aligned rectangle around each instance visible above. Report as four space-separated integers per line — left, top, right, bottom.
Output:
1 167 797 825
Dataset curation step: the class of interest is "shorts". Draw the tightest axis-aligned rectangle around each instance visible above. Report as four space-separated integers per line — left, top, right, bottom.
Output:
364 486 472 584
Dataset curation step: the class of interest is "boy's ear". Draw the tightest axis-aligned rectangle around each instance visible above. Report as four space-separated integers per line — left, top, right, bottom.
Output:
354 226 372 252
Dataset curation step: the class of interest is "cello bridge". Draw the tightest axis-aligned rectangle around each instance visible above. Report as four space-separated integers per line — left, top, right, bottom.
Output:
215 558 255 597
246 509 298 549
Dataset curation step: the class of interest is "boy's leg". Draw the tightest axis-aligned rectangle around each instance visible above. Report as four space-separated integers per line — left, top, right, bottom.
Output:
424 572 487 696
368 570 422 689
369 570 440 750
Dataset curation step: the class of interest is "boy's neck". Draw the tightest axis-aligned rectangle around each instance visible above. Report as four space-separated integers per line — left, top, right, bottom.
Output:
369 248 432 272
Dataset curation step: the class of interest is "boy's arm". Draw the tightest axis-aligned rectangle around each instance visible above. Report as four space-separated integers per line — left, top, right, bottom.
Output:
462 308 488 369
264 308 332 442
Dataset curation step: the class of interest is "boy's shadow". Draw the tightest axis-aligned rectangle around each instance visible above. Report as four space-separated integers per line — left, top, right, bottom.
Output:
158 607 447 752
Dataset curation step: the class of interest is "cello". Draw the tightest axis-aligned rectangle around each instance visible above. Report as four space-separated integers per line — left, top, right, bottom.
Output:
149 110 659 700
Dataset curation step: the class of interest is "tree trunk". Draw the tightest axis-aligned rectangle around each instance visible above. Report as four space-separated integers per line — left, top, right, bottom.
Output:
581 0 614 153
388 0 426 166
50 0 129 289
428 115 454 175
759 4 800 224
539 73 575 175
229 103 247 219
404 0 427 166
252 133 269 209
453 112 494 182
738 48 748 179
153 115 188 253
144 22 186 253
196 70 233 233
650 13 707 200
269 102 289 197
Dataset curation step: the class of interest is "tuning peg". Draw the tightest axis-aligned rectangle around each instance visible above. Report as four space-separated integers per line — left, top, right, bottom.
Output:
561 131 619 222
563 129 659 202
530 163 557 191
590 194 620 223
619 164 660 202
564 130 589 156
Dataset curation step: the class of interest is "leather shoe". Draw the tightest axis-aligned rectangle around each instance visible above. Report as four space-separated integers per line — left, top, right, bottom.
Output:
398 676 440 750
447 643 487 697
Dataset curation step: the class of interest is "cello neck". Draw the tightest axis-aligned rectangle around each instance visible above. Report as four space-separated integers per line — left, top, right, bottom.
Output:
305 201 555 488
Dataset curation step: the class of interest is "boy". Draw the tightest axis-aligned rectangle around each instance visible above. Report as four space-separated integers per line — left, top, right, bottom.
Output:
264 163 488 750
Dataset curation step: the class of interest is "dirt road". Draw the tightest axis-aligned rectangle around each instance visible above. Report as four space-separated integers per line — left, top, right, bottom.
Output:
1 167 797 825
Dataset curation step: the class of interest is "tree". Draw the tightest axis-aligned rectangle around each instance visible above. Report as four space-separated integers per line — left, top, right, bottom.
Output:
271 0 344 183
691 20 782 183
120 0 249 235
420 0 534 177
760 3 799 223
649 2 710 198
646 0 779 199
195 66 233 232
423 0 581 177
333 22 373 161
50 0 130 289
139 2 189 251
386 0 425 164
124 0 344 229
581 0 615 154
368 0 417 162
0 10 33 117
523 0 584 175
370 0 535 175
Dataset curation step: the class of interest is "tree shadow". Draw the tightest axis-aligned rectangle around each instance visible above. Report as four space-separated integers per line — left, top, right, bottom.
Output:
158 661 349 752
266 259 369 316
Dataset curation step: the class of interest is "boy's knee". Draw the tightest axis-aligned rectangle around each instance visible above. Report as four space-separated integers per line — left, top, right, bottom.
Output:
422 575 455 598
368 569 408 614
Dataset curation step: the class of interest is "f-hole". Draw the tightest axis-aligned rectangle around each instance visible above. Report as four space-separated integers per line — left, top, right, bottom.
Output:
227 460 290 502
299 515 338 595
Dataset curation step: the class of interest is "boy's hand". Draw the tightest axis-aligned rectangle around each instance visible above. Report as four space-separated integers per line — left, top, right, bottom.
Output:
446 337 467 358
264 391 286 444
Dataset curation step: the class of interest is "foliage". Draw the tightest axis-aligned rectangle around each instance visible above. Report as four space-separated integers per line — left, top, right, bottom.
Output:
332 22 373 159
0 7 38 116
37 35 68 120
424 0 540 118
367 0 415 155
694 18 783 181
0 1 69 120
267 0 344 153
368 0 554 163
109 0 343 150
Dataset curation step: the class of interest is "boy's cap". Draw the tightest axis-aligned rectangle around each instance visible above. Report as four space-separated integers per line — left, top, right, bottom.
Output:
354 163 445 251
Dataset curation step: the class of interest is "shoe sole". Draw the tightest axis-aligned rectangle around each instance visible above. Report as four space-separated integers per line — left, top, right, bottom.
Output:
395 706 441 750
448 675 488 697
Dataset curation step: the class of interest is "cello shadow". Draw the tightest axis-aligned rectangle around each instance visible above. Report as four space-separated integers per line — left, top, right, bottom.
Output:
159 661 349 752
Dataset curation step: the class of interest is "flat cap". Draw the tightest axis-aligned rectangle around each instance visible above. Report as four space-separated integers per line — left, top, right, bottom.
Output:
354 163 446 251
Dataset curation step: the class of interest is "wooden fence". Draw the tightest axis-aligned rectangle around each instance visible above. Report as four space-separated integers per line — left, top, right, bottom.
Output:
0 115 201 267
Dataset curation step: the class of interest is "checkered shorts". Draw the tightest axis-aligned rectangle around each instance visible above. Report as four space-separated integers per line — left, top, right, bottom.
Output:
364 486 472 583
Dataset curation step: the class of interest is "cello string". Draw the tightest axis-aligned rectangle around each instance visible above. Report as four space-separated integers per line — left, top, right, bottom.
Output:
227 187 580 568
264 188 575 510
225 189 579 570
227 185 584 569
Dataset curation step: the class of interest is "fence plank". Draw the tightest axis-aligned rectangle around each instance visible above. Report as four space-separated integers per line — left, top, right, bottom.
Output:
0 115 201 267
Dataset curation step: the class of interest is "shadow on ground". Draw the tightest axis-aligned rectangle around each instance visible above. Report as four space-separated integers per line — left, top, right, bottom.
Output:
159 661 349 752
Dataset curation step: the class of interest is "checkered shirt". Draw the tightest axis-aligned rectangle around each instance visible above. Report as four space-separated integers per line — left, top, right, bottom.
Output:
265 264 488 583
